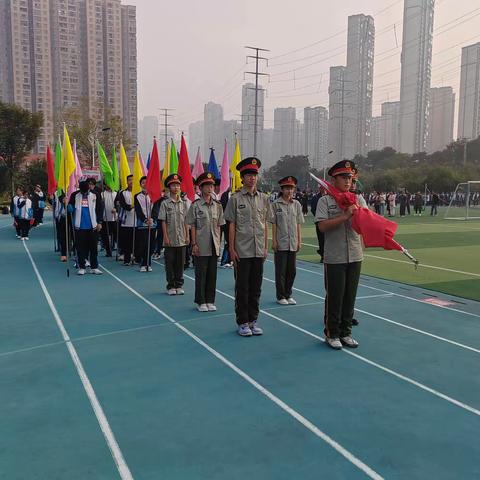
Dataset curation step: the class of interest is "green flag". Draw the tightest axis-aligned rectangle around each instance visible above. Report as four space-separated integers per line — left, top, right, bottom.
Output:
97 142 114 189
55 140 62 193
110 146 120 191
169 139 179 174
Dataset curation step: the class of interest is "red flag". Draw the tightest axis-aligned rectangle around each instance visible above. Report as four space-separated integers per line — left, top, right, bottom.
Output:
178 134 195 201
46 144 57 195
146 138 161 203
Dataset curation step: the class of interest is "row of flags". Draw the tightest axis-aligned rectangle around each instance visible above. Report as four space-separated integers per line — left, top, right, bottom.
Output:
46 126 244 202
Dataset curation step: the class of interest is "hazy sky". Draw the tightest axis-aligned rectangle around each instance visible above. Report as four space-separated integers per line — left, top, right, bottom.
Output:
128 0 480 134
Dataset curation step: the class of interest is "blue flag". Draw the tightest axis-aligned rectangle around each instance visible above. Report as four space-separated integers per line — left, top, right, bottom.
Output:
146 152 151 170
207 148 220 178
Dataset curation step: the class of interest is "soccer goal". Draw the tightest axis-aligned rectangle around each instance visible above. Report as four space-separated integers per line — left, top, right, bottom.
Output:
444 181 480 220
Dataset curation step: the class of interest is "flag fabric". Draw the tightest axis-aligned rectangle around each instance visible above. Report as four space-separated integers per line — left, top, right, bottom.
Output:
146 138 162 203
219 139 230 196
46 145 57 195
178 134 195 201
54 138 62 182
58 125 76 193
110 146 120 191
162 141 171 181
146 152 151 170
132 148 143 197
191 147 204 180
139 151 148 176
169 139 179 174
66 139 83 201
230 137 242 192
119 143 131 190
98 142 114 189
207 148 219 178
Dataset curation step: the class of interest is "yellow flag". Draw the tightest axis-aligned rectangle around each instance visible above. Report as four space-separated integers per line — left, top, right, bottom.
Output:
230 138 242 192
162 141 171 182
58 125 76 192
119 143 131 190
132 148 143 197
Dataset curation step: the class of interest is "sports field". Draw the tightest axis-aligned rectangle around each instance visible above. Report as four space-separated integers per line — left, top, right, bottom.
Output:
299 206 480 302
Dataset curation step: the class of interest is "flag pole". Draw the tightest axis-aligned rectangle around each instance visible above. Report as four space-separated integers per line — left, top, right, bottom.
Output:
62 124 70 277
146 201 152 272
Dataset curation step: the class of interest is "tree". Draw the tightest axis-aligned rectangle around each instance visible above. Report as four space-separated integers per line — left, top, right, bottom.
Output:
263 155 317 191
0 102 43 194
16 159 48 193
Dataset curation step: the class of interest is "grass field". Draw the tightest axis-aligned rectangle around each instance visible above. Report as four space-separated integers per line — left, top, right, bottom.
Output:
299 206 480 302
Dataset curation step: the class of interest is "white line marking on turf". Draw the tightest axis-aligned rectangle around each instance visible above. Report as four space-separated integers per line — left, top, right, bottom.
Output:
102 264 383 480
356 294 394 300
166 264 480 418
23 243 133 480
272 259 480 319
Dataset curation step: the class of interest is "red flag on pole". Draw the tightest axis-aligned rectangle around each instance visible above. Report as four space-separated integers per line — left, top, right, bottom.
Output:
46 144 57 195
146 138 161 203
178 133 195 201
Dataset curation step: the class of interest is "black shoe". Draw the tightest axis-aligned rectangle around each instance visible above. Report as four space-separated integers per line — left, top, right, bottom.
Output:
105 253 112 257
352 318 359 326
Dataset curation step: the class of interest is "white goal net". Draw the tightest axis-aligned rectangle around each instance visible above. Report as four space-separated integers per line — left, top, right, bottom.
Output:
444 181 480 220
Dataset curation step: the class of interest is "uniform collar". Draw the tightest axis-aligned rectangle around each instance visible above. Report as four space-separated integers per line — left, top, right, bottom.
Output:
277 196 292 204
240 187 258 196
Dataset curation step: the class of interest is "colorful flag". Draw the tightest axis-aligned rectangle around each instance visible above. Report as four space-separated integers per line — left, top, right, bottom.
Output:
54 137 62 183
58 125 76 193
46 145 57 195
178 134 195 201
219 139 230 196
162 141 171 182
169 139 179 174
110 146 120 191
146 138 162 203
97 142 114 189
146 152 151 171
230 137 242 192
132 148 143 197
139 151 148 176
66 139 83 200
119 143 131 190
191 146 204 180
207 148 219 178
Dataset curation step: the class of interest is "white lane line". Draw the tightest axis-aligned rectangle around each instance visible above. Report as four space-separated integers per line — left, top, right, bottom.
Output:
0 340 66 358
356 294 394 300
163 263 480 418
275 259 480 319
262 277 480 356
301 242 480 278
23 243 133 480
102 264 383 480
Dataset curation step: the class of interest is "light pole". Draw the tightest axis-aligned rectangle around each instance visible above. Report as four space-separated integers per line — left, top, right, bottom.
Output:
322 150 334 180
89 126 111 168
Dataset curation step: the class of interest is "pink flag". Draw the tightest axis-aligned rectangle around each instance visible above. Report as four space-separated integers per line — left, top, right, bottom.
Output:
66 139 82 200
139 150 148 176
191 147 204 180
219 139 230 196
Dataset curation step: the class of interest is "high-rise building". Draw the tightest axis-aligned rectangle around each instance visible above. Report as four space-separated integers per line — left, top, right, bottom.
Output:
369 116 385 152
261 128 274 168
328 66 348 162
223 119 240 159
381 101 401 150
304 106 328 169
241 82 264 157
457 42 480 141
273 107 296 162
188 120 204 161
203 102 224 161
427 87 455 152
0 0 137 152
398 0 435 154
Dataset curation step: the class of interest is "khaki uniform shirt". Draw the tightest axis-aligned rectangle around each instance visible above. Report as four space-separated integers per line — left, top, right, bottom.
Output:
315 194 363 264
159 197 188 247
269 197 304 251
224 187 271 258
186 197 225 256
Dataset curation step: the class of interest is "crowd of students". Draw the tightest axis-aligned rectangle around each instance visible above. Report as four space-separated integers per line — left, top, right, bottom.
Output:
9 184 47 239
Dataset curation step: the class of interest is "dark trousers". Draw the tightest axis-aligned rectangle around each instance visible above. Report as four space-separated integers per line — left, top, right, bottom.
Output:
13 217 21 236
324 261 362 338
101 221 117 255
76 229 99 269
274 251 296 300
431 205 438 216
120 227 134 263
56 217 67 256
220 224 231 265
414 205 422 214
164 246 186 289
154 225 163 254
136 228 156 267
18 219 31 238
234 257 264 325
33 208 44 224
315 223 325 261
194 255 218 304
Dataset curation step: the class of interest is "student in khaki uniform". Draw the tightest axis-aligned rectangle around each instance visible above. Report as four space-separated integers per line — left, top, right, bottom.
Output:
270 176 304 305
315 160 363 350
224 157 270 337
186 172 225 312
159 174 189 295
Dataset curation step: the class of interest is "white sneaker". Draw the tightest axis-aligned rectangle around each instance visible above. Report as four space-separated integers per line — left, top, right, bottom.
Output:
238 323 253 337
139 266 147 272
167 288 177 295
206 303 217 311
340 336 359 348
118 254 124 261
77 268 86 276
85 260 91 267
20 237 25 241
325 336 342 350
176 288 185 295
24 237 29 240
277 298 289 305
16 235 20 239
287 297 297 305
249 321 263 335
197 304 209 312
147 266 153 272
91 268 103 275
